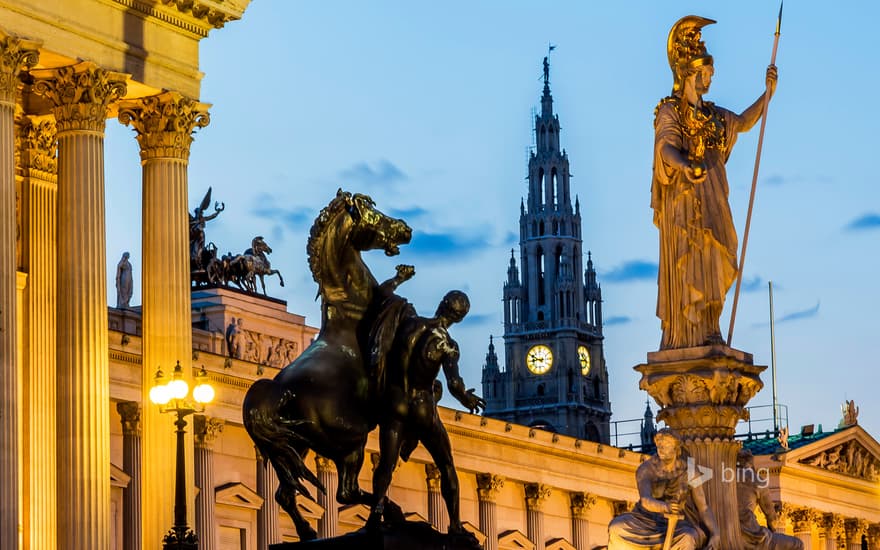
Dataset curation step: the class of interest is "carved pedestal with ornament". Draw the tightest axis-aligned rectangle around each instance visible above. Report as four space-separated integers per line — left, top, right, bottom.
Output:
635 344 766 550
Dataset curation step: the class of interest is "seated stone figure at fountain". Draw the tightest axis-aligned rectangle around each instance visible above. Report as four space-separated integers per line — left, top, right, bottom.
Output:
608 429 719 550
736 450 803 550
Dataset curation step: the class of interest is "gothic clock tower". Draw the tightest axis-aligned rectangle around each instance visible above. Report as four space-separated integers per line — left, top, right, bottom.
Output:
482 58 611 442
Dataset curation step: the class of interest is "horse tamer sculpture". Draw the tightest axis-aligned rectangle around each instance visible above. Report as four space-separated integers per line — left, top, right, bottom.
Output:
243 190 483 543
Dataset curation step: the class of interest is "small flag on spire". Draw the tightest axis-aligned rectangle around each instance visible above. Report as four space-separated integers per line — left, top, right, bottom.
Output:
548 43 557 53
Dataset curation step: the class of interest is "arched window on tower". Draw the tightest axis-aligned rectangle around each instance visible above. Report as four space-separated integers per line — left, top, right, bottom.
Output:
537 247 545 306
551 167 558 208
537 167 545 208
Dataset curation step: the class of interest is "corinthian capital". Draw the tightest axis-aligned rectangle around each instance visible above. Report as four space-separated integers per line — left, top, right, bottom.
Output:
0 28 41 105
116 401 142 436
31 62 128 133
193 414 224 448
16 116 57 176
118 91 210 161
570 491 598 519
476 473 504 503
524 482 552 512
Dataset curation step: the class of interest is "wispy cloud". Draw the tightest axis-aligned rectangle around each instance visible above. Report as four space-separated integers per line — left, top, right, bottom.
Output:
252 194 314 231
742 275 765 293
844 213 880 232
459 313 495 327
604 315 632 326
390 206 430 220
777 301 820 324
339 159 407 188
408 230 489 258
603 260 658 283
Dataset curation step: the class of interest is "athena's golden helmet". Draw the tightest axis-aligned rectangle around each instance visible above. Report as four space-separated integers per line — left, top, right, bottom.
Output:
667 15 716 93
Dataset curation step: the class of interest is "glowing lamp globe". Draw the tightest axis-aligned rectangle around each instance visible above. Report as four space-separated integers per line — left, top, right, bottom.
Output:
168 378 189 400
150 382 171 405
193 382 215 404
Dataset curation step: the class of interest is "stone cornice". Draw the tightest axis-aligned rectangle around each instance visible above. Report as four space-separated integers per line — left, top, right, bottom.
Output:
117 91 209 162
108 0 248 37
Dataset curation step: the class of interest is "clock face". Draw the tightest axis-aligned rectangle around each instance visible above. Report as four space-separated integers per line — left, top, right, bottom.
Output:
526 344 553 375
577 345 591 375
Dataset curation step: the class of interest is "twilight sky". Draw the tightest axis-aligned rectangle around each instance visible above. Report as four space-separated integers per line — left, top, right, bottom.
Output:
104 1 880 440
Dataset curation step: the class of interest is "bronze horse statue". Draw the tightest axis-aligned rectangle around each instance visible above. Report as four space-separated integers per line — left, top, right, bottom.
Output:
227 236 284 294
242 190 412 540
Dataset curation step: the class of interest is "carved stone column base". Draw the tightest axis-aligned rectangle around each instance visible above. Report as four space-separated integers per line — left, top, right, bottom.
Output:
635 346 767 550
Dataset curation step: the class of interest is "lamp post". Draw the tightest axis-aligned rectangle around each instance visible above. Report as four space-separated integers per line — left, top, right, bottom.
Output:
150 361 215 550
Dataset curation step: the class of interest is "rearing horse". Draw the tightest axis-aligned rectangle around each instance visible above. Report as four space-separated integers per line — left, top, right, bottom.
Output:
242 190 411 540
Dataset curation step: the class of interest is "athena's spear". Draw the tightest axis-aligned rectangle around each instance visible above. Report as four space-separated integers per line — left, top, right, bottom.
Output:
727 2 783 346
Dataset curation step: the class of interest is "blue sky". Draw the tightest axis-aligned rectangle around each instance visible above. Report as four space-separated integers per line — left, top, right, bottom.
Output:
104 1 880 439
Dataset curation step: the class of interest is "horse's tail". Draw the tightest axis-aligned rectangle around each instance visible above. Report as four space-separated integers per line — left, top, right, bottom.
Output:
242 379 325 499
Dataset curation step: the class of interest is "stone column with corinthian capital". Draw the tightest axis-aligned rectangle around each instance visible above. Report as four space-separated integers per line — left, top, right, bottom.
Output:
0 28 40 550
845 518 868 550
790 507 819 548
524 482 551 550
315 455 338 539
117 401 142 550
117 90 209 549
569 492 596 550
16 113 58 550
822 513 846 550
194 415 224 550
31 60 126 550
476 473 504 550
425 463 448 533
256 446 280 549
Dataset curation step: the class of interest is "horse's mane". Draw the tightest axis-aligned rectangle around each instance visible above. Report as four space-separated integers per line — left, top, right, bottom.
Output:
306 191 350 290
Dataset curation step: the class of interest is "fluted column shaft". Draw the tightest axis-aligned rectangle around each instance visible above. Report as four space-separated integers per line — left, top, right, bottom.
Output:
31 61 126 550
315 456 338 539
256 449 281 548
118 402 142 550
16 113 58 550
425 464 447 533
194 415 223 550
0 30 39 550
569 492 596 550
525 483 550 550
118 91 209 549
477 473 504 550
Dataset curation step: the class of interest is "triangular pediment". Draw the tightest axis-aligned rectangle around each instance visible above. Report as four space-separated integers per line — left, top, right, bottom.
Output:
546 538 577 550
462 521 486 546
295 494 324 520
789 425 880 482
338 503 371 524
499 529 535 550
109 463 130 488
215 482 264 510
404 511 429 524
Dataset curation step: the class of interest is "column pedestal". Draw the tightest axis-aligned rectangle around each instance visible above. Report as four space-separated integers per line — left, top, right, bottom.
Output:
636 345 766 550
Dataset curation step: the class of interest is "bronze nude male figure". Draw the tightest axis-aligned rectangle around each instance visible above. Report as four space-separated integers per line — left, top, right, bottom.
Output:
653 16 777 349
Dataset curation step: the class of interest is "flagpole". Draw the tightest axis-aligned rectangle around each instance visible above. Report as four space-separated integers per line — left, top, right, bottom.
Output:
727 2 782 346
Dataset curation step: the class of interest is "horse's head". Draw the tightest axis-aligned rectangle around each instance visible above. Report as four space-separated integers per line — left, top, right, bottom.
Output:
251 236 272 255
344 192 412 256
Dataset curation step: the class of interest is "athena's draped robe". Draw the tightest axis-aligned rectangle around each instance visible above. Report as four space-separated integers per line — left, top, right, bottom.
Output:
652 99 741 349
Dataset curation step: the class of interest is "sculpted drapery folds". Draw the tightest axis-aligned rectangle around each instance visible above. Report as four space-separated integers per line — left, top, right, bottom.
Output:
653 16 776 349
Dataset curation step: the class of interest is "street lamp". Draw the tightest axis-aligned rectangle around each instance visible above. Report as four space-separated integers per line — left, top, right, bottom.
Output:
150 361 215 550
